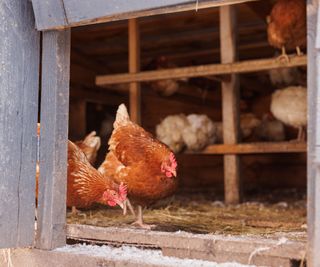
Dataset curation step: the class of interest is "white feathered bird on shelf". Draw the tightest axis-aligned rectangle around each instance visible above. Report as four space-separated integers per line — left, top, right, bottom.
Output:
156 114 189 153
182 114 217 151
156 113 217 152
270 86 307 141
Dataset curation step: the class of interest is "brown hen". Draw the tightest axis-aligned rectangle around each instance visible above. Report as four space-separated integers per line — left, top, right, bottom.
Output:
99 104 178 229
67 140 127 210
267 0 306 61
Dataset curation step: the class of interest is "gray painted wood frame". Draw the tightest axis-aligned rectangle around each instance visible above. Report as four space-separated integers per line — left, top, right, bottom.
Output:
36 29 71 250
0 0 40 248
307 0 320 265
31 0 257 31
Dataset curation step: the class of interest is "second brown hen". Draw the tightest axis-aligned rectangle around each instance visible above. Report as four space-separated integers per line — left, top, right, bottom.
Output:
267 0 306 61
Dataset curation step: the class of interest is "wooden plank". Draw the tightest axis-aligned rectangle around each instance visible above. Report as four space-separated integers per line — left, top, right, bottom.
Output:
307 0 320 266
0 247 204 267
96 55 307 86
128 19 141 124
220 5 241 204
33 0 257 30
66 224 306 265
0 0 40 248
36 30 71 250
199 142 307 155
31 0 68 30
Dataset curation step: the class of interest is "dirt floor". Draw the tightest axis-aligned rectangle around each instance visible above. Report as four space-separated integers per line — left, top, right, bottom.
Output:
67 188 306 241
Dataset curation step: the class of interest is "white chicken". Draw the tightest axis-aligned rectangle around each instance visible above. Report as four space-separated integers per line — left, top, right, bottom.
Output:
254 113 286 142
156 114 189 153
182 114 217 151
270 86 307 141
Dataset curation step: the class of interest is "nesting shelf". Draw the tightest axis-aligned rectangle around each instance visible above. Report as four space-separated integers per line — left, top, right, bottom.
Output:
95 55 307 86
193 142 307 155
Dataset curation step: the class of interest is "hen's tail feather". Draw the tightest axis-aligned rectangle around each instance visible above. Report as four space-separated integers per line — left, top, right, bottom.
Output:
83 131 101 150
114 103 130 128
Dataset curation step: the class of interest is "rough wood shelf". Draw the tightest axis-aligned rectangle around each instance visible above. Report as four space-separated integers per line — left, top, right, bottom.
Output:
195 142 307 155
66 224 305 266
96 55 307 86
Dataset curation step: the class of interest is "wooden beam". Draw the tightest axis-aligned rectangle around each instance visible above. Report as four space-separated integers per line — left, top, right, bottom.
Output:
129 19 141 124
307 0 320 266
0 0 40 248
66 224 306 265
198 142 307 155
96 55 307 86
31 0 68 30
36 30 71 250
32 0 258 31
220 5 241 205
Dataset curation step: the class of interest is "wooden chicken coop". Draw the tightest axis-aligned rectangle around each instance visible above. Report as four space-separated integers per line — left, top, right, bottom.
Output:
0 0 320 266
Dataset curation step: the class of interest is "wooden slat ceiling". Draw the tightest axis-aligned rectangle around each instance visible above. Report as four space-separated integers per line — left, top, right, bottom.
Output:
71 2 274 75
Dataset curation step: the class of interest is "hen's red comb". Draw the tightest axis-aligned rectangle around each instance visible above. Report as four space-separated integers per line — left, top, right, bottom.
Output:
169 152 177 168
119 182 127 200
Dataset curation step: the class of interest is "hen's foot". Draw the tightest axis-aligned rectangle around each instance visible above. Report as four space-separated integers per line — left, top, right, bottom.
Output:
276 46 290 64
70 206 87 219
131 221 156 230
130 205 155 229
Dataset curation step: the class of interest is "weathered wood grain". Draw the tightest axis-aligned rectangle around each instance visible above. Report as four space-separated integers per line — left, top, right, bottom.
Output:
96 55 307 86
31 0 68 30
36 29 71 250
66 224 306 265
129 19 141 124
31 0 257 30
307 0 320 266
220 5 241 204
0 0 40 248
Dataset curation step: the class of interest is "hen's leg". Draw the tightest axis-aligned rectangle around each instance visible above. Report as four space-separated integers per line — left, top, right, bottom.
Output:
277 46 290 63
297 126 306 142
125 199 136 217
70 206 87 219
131 205 156 230
296 46 303 56
291 126 306 142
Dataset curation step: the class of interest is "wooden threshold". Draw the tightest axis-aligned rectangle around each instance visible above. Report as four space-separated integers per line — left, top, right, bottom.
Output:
96 55 307 86
192 142 307 155
67 224 305 266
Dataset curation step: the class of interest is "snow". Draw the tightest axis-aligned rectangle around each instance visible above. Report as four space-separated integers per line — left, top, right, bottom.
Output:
55 244 255 267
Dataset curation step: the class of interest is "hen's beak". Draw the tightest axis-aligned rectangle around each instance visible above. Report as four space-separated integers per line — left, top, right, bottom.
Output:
115 199 125 210
172 170 177 177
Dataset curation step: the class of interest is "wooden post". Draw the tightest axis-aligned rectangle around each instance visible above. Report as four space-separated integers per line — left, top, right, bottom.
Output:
307 0 320 265
220 5 242 204
36 30 71 250
128 18 141 124
0 0 40 248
